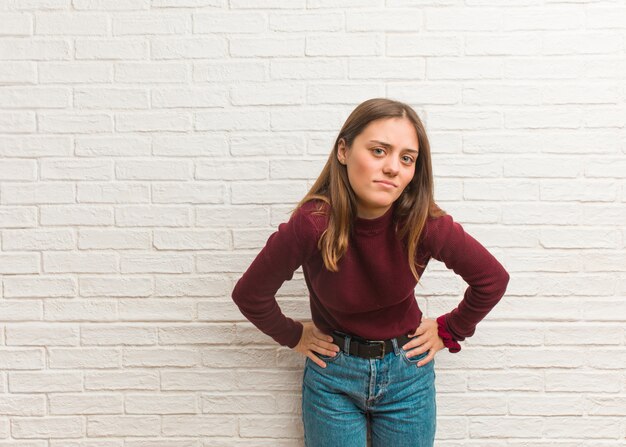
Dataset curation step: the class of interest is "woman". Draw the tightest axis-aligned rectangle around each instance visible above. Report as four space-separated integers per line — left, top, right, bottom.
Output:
231 98 510 447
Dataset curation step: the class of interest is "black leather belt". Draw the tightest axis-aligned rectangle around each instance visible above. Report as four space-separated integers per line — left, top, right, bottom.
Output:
330 331 413 360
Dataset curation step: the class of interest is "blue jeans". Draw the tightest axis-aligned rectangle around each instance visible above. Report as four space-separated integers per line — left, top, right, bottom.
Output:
301 334 436 447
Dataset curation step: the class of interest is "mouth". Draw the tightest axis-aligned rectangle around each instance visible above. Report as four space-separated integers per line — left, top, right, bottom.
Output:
374 180 397 188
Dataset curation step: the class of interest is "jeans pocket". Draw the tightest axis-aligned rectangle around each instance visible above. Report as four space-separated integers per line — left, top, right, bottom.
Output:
401 347 429 365
314 350 343 364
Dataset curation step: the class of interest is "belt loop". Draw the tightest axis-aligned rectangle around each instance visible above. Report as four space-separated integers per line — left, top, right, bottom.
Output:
391 337 400 355
343 334 351 356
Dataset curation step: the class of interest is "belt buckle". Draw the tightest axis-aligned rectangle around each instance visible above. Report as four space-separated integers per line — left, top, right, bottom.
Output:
366 340 386 359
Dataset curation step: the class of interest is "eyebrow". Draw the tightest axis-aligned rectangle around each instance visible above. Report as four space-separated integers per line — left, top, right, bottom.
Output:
368 139 418 154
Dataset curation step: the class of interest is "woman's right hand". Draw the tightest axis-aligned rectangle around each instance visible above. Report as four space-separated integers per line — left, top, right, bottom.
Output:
293 321 340 368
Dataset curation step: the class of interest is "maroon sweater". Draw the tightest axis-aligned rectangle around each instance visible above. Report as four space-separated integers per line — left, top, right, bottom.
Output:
231 200 510 349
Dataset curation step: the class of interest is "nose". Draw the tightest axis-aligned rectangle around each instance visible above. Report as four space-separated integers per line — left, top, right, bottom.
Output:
382 156 400 176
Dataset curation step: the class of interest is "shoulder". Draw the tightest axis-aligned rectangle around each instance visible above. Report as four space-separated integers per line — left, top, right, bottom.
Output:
288 199 329 248
425 211 454 231
297 198 329 215
424 209 453 232
293 199 330 232
417 202 451 232
421 211 455 254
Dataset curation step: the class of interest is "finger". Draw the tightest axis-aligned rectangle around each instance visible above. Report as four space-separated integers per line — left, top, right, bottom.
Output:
311 343 339 357
314 340 340 354
321 335 337 347
417 350 435 368
324 343 340 355
406 342 432 359
413 324 428 336
401 339 417 350
407 346 430 359
314 329 334 343
401 334 428 350
325 341 341 352
307 352 327 368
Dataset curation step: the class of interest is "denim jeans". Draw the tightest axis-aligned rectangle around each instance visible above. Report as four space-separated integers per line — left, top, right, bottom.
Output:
301 334 436 447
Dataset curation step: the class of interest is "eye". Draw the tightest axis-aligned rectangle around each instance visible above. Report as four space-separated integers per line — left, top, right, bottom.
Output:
372 147 385 156
402 155 415 164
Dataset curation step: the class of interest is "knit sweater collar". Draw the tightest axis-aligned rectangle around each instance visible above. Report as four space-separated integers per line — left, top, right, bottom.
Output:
353 202 395 236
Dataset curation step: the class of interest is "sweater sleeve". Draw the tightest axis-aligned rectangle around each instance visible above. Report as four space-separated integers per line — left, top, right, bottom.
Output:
424 213 510 341
231 205 319 348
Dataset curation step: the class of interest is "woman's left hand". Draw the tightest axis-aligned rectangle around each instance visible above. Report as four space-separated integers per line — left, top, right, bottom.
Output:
401 318 445 367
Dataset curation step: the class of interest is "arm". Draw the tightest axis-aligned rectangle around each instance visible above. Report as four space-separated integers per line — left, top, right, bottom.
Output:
231 205 318 349
425 213 510 350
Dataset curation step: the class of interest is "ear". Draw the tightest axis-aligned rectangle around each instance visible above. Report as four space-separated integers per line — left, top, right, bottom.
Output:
337 138 347 165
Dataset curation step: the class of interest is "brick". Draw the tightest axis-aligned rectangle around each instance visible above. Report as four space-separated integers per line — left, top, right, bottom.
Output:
80 325 156 346
49 393 123 415
6 324 79 346
0 62 37 84
11 416 84 438
9 372 82 393
151 182 224 204
42 159 113 180
77 183 150 203
0 135 73 158
0 395 45 416
74 87 149 109
118 299 195 322
85 371 159 391
87 416 159 437
0 39 69 61
125 394 196 414
152 37 226 59
44 300 117 322
161 415 236 436
35 12 108 35
0 87 70 109
2 182 74 204
230 37 303 57
76 38 149 59
48 348 120 369
0 13 33 35
3 276 76 298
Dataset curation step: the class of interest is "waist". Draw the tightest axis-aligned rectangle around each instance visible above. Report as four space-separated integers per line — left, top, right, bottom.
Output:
330 330 413 360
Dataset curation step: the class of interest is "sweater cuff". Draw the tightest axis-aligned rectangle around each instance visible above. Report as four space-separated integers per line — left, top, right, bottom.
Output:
436 315 461 353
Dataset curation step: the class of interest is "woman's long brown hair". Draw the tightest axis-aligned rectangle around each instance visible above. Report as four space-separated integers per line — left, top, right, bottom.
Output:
292 98 446 283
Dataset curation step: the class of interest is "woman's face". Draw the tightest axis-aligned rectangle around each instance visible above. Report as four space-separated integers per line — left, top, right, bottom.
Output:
337 117 419 219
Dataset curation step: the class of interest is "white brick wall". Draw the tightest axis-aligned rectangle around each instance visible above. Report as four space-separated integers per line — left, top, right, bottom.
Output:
0 1 624 445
